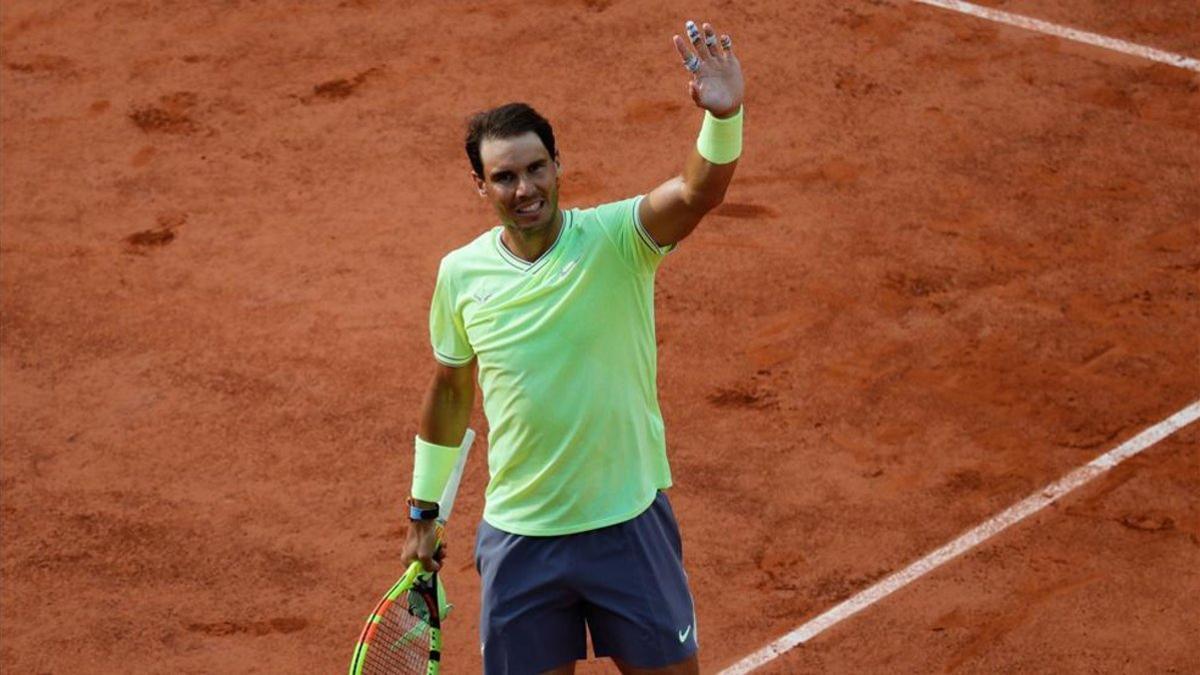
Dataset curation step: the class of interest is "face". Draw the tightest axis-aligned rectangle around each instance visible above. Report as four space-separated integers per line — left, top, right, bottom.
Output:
473 132 560 233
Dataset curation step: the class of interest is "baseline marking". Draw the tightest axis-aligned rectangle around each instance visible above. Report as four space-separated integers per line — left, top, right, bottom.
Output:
720 400 1200 674
914 0 1200 72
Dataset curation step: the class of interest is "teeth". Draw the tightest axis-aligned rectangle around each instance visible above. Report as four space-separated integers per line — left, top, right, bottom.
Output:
517 200 542 214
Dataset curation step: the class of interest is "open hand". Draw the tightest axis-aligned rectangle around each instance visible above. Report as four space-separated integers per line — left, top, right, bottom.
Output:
674 21 744 118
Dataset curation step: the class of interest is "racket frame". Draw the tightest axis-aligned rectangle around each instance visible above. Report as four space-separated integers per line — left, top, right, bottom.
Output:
348 429 476 675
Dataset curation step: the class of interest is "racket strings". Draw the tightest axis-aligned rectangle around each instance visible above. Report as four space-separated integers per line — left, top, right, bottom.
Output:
361 587 437 674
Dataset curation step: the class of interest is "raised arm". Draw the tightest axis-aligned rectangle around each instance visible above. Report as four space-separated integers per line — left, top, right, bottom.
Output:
638 21 745 247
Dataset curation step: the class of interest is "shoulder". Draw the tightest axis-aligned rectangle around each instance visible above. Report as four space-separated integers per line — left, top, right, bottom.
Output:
573 196 643 226
438 227 499 279
574 196 668 258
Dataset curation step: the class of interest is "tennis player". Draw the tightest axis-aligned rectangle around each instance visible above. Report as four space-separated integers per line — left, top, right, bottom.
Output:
400 20 744 675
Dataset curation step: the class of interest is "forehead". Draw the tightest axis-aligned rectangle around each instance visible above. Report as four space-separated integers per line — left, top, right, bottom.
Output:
479 132 550 176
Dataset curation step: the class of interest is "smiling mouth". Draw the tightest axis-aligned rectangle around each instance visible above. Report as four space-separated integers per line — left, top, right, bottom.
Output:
514 199 543 217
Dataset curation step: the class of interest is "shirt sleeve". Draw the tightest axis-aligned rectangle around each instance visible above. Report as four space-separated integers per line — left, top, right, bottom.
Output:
590 195 675 274
429 257 475 367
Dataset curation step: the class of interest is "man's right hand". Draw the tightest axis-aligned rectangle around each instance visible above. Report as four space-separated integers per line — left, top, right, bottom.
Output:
400 513 444 572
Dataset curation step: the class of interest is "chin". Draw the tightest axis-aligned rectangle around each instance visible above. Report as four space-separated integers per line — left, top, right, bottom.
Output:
510 210 555 232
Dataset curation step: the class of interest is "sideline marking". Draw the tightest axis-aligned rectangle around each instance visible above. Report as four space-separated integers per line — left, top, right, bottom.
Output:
914 0 1200 72
720 400 1200 674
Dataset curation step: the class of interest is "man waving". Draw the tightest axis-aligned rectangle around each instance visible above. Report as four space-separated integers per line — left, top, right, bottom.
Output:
401 20 744 675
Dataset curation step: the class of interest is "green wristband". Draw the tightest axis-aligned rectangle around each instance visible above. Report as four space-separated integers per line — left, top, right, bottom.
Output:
411 436 461 502
696 106 743 165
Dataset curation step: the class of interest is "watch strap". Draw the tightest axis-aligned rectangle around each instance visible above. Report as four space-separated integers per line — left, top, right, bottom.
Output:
407 498 439 521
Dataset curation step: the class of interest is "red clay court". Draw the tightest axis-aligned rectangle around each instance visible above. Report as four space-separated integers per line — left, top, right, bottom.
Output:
2 1 1197 672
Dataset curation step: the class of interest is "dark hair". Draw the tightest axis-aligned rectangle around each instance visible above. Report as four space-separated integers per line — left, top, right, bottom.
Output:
465 102 557 177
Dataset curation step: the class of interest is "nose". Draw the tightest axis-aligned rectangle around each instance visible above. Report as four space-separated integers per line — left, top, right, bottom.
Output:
515 174 536 199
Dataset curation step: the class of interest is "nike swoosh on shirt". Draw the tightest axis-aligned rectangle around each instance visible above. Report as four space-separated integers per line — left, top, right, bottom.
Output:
678 625 692 643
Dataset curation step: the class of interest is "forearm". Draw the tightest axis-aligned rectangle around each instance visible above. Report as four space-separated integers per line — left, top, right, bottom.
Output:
640 110 742 244
679 145 738 213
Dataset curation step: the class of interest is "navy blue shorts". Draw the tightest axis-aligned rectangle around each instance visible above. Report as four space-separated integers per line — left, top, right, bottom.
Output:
474 491 697 674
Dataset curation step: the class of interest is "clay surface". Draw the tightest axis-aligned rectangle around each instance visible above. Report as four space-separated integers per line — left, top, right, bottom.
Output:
2 0 1197 672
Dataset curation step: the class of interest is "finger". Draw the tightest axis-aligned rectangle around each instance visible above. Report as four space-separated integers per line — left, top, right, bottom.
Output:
702 23 721 57
418 552 440 572
673 34 701 74
720 33 733 55
684 20 708 60
418 541 441 571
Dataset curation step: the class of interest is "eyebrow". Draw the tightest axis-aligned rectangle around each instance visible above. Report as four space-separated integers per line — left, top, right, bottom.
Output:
489 160 546 180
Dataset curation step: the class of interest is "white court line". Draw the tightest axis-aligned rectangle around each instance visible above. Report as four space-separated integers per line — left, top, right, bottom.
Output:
914 0 1200 72
720 400 1200 674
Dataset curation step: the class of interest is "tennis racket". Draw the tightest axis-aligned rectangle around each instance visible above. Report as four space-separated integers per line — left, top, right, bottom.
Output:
348 428 475 675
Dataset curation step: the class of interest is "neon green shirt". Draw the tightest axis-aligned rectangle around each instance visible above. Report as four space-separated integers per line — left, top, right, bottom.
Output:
429 196 675 536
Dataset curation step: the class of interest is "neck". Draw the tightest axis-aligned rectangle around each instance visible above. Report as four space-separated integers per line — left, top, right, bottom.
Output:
500 209 563 262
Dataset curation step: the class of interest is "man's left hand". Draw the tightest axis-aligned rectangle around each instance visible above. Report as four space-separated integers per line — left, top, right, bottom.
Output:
674 21 744 118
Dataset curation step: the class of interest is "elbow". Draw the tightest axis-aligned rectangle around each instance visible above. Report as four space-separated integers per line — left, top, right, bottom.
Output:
681 186 726 215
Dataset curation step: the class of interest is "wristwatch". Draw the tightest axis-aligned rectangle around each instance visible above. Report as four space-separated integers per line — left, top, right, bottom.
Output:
407 497 439 522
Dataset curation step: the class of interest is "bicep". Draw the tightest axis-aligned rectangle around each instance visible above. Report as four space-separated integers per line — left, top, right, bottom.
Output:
419 359 476 445
638 175 698 248
432 359 476 398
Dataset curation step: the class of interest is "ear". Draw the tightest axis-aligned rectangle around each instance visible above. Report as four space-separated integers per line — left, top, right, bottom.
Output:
471 171 487 198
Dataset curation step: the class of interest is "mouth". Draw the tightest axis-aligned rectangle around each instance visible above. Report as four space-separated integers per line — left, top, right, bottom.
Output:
513 199 544 219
